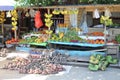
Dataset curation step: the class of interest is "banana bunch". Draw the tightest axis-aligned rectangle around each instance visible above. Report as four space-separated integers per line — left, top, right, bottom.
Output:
44 13 53 28
35 38 43 43
52 10 60 15
0 11 6 24
45 13 52 18
52 9 79 15
45 20 53 28
45 30 53 34
68 9 79 14
60 10 68 15
100 15 113 26
11 10 18 31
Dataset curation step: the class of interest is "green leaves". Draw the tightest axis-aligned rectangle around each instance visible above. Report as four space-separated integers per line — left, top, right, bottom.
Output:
14 0 120 7
14 0 54 7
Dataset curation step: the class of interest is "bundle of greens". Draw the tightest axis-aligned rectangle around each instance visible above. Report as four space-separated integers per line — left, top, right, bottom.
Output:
88 54 118 71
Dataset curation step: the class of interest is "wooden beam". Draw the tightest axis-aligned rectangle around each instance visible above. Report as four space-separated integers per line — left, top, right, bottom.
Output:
17 4 120 12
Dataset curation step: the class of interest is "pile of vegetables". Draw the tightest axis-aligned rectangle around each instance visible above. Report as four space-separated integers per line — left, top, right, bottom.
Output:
2 49 68 75
50 29 84 42
88 54 118 71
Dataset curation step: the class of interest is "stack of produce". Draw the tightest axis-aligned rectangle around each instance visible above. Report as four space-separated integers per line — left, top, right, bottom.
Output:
50 29 85 42
19 34 49 44
88 32 104 36
2 49 69 75
88 54 118 71
29 49 69 63
87 39 104 44
5 38 19 44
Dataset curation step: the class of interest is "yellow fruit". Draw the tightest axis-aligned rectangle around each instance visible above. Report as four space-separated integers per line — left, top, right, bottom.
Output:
69 10 74 14
60 10 68 14
101 16 109 21
12 21 17 26
45 30 53 34
45 20 53 28
45 13 52 18
12 28 16 31
45 18 51 22
59 32 64 39
74 10 79 14
52 10 60 15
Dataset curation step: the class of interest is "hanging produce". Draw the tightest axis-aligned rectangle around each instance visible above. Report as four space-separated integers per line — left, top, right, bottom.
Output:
93 9 100 19
60 9 68 15
52 9 60 15
0 11 6 24
44 13 53 27
34 11 43 29
44 13 53 34
11 9 18 31
104 8 111 17
100 15 113 26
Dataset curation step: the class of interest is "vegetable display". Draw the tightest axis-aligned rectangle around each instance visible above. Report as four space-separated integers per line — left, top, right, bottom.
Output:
88 54 118 71
2 49 69 75
50 28 84 42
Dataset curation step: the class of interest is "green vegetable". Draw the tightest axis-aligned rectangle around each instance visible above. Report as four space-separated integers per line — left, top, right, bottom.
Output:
106 55 113 63
88 64 99 71
90 59 99 64
110 58 118 64
89 54 118 71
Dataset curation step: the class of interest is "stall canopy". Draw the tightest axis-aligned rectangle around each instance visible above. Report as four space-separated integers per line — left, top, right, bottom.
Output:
0 0 16 11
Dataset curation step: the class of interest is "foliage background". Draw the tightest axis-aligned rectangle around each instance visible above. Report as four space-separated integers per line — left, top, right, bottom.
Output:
14 0 120 7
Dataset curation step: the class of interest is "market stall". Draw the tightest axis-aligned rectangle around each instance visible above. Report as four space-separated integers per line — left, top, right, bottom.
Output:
3 4 119 59
0 2 120 78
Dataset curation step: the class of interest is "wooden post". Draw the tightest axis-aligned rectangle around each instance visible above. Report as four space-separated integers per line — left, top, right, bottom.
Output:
47 8 51 30
104 25 107 44
1 23 4 35
1 23 4 44
14 30 17 40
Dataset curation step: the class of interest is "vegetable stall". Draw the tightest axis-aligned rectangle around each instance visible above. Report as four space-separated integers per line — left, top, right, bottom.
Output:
0 1 120 75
